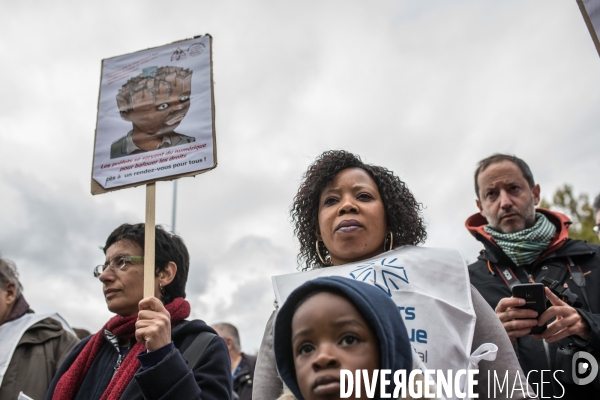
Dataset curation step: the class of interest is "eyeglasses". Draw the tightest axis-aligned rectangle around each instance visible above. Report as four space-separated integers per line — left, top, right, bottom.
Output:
94 255 144 278
594 225 600 235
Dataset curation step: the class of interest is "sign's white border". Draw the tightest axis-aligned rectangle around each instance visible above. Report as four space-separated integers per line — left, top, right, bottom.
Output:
91 35 214 192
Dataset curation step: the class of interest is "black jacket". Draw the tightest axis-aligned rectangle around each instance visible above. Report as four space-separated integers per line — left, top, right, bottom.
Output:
45 319 232 400
467 209 600 399
233 353 257 400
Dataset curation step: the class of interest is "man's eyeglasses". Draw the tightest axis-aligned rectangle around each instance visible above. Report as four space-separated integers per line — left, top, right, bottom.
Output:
94 255 144 278
594 225 600 235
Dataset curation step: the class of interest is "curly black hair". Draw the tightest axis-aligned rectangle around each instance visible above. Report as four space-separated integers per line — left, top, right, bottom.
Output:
291 150 427 271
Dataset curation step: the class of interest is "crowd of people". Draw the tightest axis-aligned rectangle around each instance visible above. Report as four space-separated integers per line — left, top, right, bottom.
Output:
0 150 599 400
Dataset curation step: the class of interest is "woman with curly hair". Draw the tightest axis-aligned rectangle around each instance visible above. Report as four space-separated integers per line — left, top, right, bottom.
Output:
253 150 530 400
291 150 427 271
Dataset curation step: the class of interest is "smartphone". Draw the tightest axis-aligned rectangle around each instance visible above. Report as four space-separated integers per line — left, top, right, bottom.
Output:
511 283 547 335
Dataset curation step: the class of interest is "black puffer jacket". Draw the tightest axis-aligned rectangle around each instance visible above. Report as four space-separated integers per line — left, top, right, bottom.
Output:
467 209 600 399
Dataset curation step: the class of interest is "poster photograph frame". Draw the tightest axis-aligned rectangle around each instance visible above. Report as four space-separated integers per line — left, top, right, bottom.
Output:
90 34 216 195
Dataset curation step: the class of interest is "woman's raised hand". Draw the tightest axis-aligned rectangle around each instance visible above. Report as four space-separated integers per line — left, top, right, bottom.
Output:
136 297 172 352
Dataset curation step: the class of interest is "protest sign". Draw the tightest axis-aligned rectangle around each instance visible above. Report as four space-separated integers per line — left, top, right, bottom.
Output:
91 34 216 195
577 0 600 58
272 246 480 399
91 35 216 296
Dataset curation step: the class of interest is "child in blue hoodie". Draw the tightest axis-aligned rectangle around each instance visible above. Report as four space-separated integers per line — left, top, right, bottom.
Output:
273 276 434 400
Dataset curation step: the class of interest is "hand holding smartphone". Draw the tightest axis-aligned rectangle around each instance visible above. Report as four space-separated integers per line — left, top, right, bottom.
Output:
511 283 547 335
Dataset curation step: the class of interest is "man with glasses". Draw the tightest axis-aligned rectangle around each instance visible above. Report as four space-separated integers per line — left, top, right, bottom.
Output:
0 254 79 400
594 194 600 240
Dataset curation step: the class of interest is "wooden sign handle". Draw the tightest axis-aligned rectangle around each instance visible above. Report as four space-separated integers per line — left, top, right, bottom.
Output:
144 183 156 298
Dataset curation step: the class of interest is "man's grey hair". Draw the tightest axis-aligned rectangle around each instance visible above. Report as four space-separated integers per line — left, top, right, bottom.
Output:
213 322 241 352
594 194 600 215
0 254 23 296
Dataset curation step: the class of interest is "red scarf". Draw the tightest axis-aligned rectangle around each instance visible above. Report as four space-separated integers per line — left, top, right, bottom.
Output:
52 298 191 400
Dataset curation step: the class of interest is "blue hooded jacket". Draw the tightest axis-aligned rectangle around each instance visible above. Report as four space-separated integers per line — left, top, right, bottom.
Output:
274 276 413 400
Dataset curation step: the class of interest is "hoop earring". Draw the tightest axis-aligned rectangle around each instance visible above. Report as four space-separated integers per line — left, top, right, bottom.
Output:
385 231 394 252
316 240 332 266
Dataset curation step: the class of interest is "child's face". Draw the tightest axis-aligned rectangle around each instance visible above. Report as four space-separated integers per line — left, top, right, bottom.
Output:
291 291 379 400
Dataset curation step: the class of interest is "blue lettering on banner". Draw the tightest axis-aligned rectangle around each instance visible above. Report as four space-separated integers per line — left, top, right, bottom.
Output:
409 329 428 344
397 306 416 320
397 306 426 342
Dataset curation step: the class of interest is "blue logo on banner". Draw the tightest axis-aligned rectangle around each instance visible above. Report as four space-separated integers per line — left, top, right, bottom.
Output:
349 258 409 297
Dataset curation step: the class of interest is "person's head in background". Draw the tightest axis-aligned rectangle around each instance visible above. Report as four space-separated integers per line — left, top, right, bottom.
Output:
274 276 413 400
0 254 23 325
213 322 243 372
291 150 426 270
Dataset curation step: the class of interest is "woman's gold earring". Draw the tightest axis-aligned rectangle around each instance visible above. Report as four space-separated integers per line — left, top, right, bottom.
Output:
385 231 394 252
316 240 332 266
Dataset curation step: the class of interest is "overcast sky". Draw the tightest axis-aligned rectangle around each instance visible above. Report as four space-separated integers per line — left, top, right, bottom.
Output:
1 0 599 352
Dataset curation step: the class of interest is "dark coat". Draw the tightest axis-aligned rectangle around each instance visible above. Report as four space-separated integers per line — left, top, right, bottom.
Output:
0 317 79 400
45 319 233 400
233 353 257 400
467 209 600 399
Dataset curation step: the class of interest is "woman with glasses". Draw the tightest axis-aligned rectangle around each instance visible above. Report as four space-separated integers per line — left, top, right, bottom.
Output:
45 223 232 400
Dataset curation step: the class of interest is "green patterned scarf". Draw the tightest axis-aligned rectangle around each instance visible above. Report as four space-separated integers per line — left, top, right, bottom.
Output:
484 212 557 266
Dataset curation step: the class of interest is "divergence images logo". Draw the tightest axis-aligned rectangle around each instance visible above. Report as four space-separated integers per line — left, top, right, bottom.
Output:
573 351 599 386
349 258 408 297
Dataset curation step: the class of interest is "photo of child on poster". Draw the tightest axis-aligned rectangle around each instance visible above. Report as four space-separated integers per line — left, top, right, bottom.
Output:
111 66 196 159
92 35 215 193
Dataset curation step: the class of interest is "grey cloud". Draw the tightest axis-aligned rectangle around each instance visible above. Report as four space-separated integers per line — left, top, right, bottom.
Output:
189 235 296 352
184 257 210 296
